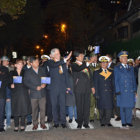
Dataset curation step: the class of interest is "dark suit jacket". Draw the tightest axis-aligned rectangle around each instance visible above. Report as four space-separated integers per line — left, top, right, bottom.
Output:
24 67 47 99
47 59 70 94
0 66 11 99
71 62 94 94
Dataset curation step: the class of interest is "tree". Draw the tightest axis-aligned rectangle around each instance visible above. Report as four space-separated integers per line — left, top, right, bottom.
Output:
0 0 26 26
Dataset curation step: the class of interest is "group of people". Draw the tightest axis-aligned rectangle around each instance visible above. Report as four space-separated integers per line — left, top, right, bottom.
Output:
0 48 140 133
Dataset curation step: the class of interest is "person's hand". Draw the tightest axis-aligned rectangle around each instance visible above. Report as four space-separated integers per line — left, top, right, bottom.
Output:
91 88 95 94
66 88 71 94
37 86 42 91
67 88 71 91
11 84 15 88
41 84 46 89
65 51 72 61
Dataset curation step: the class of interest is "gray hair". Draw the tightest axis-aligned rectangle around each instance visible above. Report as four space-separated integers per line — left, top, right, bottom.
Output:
50 48 59 56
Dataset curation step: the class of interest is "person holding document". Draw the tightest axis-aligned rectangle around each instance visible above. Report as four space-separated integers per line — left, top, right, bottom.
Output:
10 59 31 132
24 56 47 130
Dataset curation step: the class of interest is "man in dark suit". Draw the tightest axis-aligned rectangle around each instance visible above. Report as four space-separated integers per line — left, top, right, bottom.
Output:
0 65 10 132
93 56 114 127
47 48 72 128
71 50 95 129
22 57 32 125
41 55 53 123
24 56 47 130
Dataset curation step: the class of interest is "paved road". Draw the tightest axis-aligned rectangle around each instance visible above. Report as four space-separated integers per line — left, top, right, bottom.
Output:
1 118 140 140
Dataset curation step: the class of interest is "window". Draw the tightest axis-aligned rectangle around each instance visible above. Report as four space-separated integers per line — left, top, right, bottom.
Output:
118 26 128 39
132 18 140 33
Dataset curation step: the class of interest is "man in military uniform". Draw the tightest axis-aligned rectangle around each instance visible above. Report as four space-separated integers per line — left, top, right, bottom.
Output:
93 56 114 127
89 52 100 122
114 51 137 129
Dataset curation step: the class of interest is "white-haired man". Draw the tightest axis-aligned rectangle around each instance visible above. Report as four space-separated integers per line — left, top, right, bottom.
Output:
47 48 72 128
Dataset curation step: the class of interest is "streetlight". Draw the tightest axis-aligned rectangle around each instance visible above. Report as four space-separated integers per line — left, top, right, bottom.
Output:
43 34 48 39
61 24 66 33
40 49 44 53
36 45 40 49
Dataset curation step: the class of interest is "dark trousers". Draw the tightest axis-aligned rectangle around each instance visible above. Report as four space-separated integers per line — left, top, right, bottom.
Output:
14 116 25 127
31 97 46 126
99 109 112 125
120 107 132 124
46 90 53 121
50 92 66 124
75 92 90 126
0 99 5 129
113 95 120 117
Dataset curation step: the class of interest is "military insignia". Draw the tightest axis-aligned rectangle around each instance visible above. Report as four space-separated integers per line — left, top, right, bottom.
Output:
99 70 112 80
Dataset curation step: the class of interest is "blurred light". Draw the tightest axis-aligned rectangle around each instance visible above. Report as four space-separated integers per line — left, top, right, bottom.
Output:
36 45 40 49
36 55 39 58
40 49 44 52
43 35 48 39
61 24 66 33
117 1 121 4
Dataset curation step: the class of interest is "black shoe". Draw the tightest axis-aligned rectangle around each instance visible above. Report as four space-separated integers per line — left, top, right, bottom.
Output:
47 119 52 123
77 125 82 129
69 119 72 123
101 124 105 127
90 120 94 123
127 123 133 127
53 124 59 128
122 124 126 127
61 124 66 128
0 128 5 132
27 122 32 125
83 124 90 128
115 117 121 121
14 129 19 132
107 123 112 127
20 128 25 132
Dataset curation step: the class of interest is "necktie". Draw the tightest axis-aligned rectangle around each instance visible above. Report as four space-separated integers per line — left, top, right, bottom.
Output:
124 65 127 69
105 69 107 73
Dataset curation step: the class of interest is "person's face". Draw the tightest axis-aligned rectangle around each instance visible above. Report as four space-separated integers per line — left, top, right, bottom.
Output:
2 60 9 67
76 54 84 62
31 59 39 69
27 60 31 66
90 56 97 63
53 50 61 61
120 56 128 64
128 62 133 66
135 59 139 65
15 62 23 70
100 62 108 69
